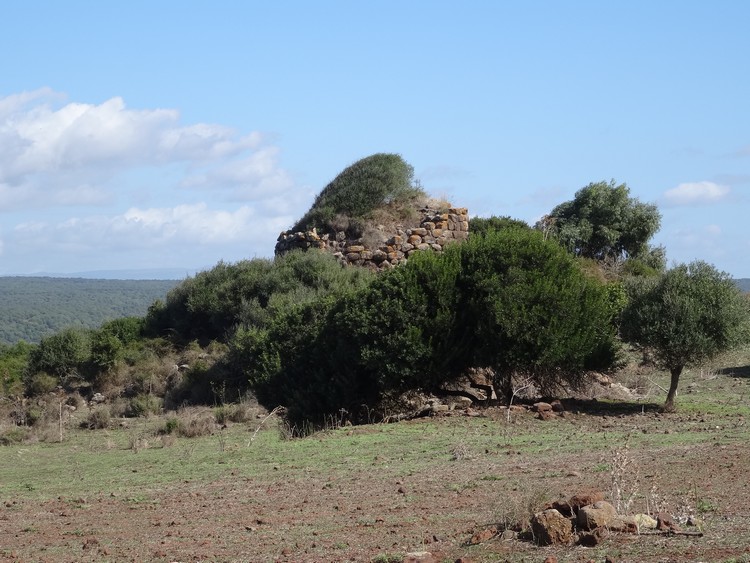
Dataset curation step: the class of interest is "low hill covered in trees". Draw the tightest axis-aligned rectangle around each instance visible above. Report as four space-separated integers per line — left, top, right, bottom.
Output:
0 277 179 344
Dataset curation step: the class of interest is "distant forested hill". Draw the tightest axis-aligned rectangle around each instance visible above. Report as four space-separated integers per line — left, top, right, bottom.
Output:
0 277 180 344
735 279 750 293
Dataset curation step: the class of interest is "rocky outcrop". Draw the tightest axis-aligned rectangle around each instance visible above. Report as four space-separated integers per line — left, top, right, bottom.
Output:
275 206 470 270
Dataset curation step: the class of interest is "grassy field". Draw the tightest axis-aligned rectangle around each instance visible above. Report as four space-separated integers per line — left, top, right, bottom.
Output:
1 348 750 562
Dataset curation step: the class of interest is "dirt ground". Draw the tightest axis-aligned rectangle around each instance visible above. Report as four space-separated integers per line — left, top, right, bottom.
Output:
2 398 750 563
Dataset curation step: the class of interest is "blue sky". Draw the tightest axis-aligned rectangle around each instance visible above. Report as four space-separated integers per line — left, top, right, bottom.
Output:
1 1 749 278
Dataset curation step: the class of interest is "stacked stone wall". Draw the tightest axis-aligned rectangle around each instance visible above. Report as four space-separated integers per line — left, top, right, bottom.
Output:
275 207 469 270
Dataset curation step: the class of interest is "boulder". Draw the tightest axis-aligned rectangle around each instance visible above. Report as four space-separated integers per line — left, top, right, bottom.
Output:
577 501 618 530
607 516 639 533
633 513 658 530
531 509 573 546
656 512 680 532
568 490 605 512
533 401 553 413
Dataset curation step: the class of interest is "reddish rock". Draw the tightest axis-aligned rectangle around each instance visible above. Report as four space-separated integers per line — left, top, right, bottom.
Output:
656 512 680 531
533 402 553 412
608 516 639 533
468 526 497 545
531 509 574 546
547 500 573 517
577 527 608 546
568 491 605 512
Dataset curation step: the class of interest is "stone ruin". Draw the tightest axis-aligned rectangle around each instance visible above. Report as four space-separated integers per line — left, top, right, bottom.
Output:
275 206 470 270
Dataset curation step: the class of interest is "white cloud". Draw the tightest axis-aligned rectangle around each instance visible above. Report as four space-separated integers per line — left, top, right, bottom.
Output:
0 89 310 273
7 203 294 272
180 145 294 199
12 203 292 249
662 181 730 206
0 89 295 210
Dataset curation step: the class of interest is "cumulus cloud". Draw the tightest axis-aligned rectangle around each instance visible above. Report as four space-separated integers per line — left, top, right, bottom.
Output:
0 89 294 211
662 181 730 206
13 203 293 249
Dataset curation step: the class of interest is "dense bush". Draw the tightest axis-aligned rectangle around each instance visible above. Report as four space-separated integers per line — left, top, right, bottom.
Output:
454 228 619 400
147 251 373 344
0 341 34 395
247 227 619 425
469 216 530 236
25 327 92 390
290 153 424 235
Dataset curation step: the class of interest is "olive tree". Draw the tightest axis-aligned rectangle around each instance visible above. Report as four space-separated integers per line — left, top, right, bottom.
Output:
620 261 749 411
538 180 662 267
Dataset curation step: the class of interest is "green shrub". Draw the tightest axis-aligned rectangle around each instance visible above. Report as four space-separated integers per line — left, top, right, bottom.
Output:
290 153 423 234
26 372 59 396
0 341 34 396
253 227 619 425
162 416 180 435
469 215 530 236
147 251 373 344
127 394 162 417
26 327 91 389
0 426 31 446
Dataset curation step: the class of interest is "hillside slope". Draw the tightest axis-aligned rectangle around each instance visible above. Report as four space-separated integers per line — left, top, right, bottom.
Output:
0 277 179 344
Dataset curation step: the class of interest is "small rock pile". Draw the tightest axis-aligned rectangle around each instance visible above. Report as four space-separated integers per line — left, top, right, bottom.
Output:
530 490 678 547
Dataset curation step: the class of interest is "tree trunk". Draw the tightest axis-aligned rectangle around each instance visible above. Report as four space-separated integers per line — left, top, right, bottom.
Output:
492 371 513 405
663 365 683 412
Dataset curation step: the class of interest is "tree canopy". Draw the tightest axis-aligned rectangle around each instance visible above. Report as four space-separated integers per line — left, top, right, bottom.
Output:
620 260 750 410
538 180 662 266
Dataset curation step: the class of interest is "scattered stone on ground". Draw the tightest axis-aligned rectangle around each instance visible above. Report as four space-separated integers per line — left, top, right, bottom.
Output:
526 489 685 547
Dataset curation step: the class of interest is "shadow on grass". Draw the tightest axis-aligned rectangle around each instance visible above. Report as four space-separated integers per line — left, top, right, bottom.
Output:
554 398 663 417
718 365 750 378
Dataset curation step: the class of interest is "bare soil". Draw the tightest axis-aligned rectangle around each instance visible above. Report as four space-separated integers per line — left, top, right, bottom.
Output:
2 396 750 563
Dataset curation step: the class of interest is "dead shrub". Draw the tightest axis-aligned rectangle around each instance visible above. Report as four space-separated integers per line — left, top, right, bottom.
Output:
494 481 552 533
159 407 215 438
83 407 111 430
